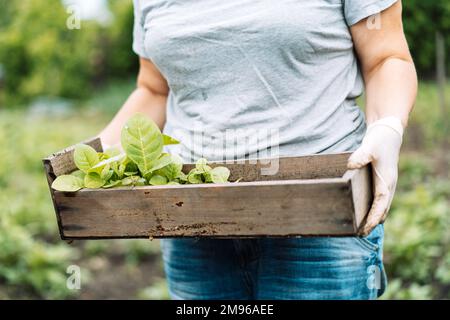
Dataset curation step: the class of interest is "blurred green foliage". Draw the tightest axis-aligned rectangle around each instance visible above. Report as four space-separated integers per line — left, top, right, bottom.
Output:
0 0 136 106
0 0 449 106
0 88 164 298
403 1 450 77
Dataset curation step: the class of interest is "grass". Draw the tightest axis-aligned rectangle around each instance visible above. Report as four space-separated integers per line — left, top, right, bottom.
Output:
0 79 448 299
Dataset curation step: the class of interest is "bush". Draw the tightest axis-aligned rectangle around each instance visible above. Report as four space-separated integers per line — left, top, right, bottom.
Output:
403 1 450 77
0 0 136 107
383 158 450 299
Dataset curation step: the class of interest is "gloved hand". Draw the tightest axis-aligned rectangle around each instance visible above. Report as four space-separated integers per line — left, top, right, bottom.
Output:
347 116 404 236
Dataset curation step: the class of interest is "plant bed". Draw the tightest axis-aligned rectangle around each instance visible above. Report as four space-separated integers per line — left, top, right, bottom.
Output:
43 137 373 239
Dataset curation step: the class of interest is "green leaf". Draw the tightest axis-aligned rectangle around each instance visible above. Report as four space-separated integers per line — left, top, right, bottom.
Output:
100 166 114 181
149 175 168 186
204 171 213 183
97 152 109 161
116 155 131 179
104 146 122 158
156 154 183 181
84 172 105 188
90 153 126 172
102 180 121 189
162 134 180 145
121 113 163 174
125 160 138 173
135 178 147 186
120 176 146 187
178 171 188 182
210 166 230 184
195 158 211 173
70 169 85 180
121 177 133 186
167 181 180 185
147 153 173 174
187 169 203 184
74 144 100 173
51 175 84 192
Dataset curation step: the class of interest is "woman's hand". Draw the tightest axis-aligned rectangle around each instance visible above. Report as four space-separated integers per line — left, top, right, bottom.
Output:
347 117 404 236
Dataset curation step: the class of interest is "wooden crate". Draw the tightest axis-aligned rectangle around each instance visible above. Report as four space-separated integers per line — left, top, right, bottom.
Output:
43 138 373 239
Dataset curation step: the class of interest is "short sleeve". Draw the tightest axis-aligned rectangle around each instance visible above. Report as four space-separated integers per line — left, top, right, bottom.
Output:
343 0 398 26
132 0 150 59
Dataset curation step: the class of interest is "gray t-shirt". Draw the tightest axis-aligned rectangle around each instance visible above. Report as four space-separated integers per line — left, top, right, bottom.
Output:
133 0 397 162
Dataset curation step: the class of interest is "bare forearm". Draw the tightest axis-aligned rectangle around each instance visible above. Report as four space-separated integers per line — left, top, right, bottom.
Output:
364 57 417 127
99 87 167 146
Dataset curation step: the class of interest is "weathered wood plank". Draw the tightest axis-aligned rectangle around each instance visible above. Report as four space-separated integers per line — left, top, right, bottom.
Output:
184 152 351 182
54 178 356 238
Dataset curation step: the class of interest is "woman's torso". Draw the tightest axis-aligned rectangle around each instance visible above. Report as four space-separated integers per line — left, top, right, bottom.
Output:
134 0 366 162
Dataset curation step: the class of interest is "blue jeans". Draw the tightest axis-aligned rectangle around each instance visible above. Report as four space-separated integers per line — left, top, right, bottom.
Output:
161 224 387 300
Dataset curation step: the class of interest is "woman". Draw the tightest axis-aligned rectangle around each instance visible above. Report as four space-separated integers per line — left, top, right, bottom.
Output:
100 0 417 299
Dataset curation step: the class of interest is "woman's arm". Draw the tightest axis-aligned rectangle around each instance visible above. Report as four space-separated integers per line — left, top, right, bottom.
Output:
350 0 417 127
347 0 418 235
99 57 169 147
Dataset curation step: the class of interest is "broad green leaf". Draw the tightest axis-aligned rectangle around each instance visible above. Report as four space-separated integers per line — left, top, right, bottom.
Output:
210 166 230 184
51 175 84 192
178 171 188 182
149 175 168 185
70 170 85 180
90 153 126 173
125 160 138 173
97 152 109 161
121 113 163 174
117 156 131 179
147 153 173 174
187 169 203 184
102 180 121 189
124 171 138 176
135 178 147 186
204 171 213 183
167 181 180 185
195 158 211 173
74 144 99 173
121 176 145 186
84 173 105 188
104 147 122 158
101 166 114 181
121 177 133 186
162 134 180 145
118 164 127 179
156 154 183 181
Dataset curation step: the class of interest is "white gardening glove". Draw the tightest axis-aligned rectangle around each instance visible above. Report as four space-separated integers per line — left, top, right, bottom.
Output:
347 116 404 236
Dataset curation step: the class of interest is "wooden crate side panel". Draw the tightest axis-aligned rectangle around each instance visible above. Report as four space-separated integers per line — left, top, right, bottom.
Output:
55 180 355 238
42 160 67 239
183 152 352 182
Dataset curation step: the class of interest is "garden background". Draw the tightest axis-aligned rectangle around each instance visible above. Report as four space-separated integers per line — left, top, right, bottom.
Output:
0 0 449 299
